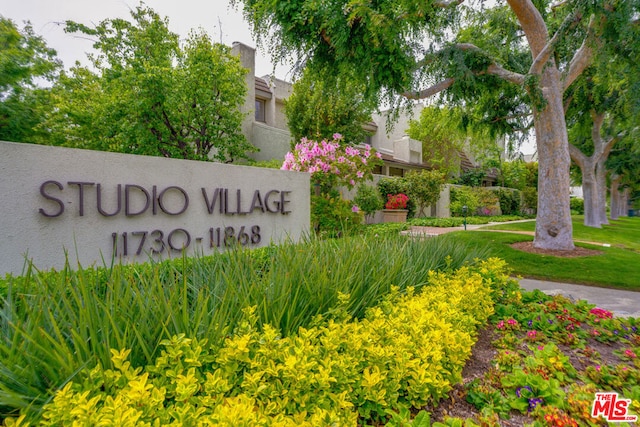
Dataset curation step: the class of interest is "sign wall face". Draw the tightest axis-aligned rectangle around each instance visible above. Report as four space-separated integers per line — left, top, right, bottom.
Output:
0 141 310 276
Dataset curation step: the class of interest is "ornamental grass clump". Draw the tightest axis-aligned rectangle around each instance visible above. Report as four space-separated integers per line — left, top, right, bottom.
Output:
6 259 509 426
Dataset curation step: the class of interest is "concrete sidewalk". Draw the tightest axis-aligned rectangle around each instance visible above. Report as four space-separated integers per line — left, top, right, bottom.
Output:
518 278 640 318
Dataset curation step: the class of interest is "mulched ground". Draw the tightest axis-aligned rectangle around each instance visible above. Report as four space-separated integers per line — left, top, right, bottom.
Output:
427 325 631 426
510 241 605 258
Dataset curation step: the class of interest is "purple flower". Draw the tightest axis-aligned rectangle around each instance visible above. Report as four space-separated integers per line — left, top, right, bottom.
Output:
351 205 360 213
515 386 532 398
528 397 544 412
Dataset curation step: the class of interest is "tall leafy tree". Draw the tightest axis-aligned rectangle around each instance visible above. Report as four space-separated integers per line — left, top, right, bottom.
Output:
607 138 640 219
285 67 376 145
407 105 503 177
407 106 467 176
234 0 638 250
43 5 253 162
565 19 640 228
0 16 60 143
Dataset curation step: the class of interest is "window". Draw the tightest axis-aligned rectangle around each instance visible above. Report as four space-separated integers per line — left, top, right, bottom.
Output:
255 99 266 122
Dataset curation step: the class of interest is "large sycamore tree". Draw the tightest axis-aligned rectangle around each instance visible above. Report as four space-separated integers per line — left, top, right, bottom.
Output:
565 19 640 228
234 0 638 250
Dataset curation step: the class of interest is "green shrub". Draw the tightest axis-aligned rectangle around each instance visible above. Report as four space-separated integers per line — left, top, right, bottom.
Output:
13 259 511 426
450 186 480 217
353 184 384 220
521 187 538 215
311 193 363 238
454 169 485 187
0 234 489 418
569 197 584 215
494 188 522 216
363 222 411 236
404 170 445 217
377 176 408 198
475 188 501 216
249 158 284 169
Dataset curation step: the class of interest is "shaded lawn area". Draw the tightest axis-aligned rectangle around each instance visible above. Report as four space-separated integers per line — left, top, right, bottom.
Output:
445 231 640 290
480 216 640 251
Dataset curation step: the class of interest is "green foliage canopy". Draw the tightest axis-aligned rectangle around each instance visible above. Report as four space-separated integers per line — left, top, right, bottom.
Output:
0 16 61 143
404 169 445 216
285 68 376 145
41 6 253 162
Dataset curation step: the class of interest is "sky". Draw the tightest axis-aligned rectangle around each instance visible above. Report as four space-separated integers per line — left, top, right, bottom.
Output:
2 0 290 78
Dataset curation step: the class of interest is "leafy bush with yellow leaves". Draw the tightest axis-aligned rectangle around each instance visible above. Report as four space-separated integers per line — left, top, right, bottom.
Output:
2 259 514 427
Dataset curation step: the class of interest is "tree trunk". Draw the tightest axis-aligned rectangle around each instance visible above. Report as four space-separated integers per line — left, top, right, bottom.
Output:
610 175 622 220
595 157 609 225
580 170 600 228
533 65 575 250
621 187 630 217
568 112 617 228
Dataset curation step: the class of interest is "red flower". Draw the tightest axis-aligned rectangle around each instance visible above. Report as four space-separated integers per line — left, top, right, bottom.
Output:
385 193 409 210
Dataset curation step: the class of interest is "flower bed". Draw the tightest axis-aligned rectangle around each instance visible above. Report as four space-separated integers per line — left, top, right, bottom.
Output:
458 290 640 426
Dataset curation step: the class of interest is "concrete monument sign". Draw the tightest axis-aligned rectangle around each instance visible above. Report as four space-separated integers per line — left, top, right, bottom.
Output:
0 141 310 276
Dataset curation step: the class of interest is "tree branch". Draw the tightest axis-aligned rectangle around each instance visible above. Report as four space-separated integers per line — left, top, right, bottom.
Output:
413 43 478 70
563 94 573 114
433 0 464 7
409 43 525 98
568 142 587 167
562 15 596 91
529 9 582 76
506 0 549 55
485 63 526 85
403 78 456 99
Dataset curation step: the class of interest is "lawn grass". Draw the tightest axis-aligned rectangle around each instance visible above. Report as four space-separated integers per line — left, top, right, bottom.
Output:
446 231 640 290
481 216 640 251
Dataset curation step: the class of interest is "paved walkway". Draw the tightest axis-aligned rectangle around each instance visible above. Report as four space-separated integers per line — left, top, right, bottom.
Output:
518 278 640 318
402 222 640 318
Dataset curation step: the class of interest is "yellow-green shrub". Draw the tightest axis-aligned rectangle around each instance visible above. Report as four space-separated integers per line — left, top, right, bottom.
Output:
10 259 512 426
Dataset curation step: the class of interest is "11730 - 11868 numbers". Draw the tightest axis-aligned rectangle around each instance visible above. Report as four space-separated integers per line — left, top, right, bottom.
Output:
111 225 261 257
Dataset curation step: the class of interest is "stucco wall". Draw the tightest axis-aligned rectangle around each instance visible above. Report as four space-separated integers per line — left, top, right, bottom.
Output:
250 122 292 162
0 141 309 276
